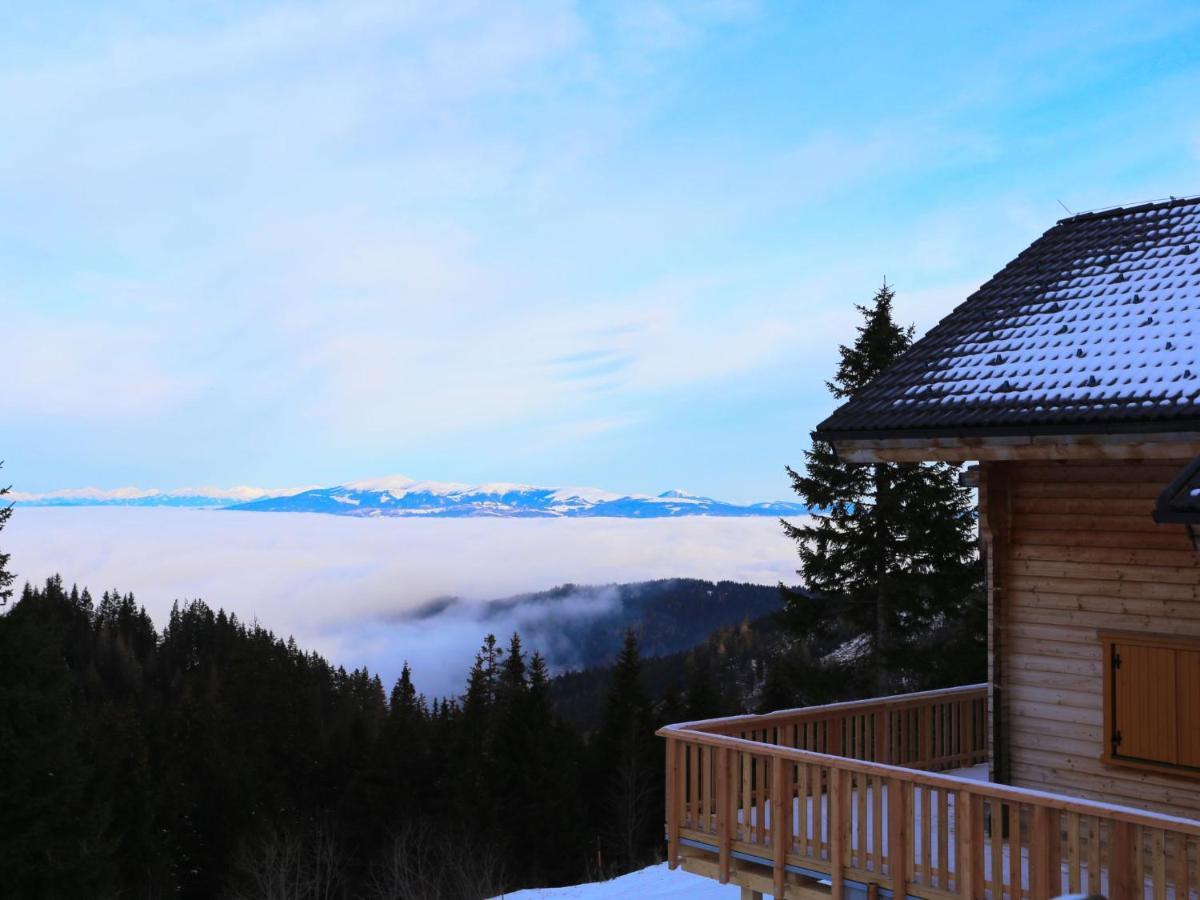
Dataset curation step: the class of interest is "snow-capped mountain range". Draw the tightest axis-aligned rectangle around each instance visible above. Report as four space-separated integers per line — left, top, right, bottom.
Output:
13 476 808 519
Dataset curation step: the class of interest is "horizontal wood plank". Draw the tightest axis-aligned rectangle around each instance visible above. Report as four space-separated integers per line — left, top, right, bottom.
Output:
997 458 1200 822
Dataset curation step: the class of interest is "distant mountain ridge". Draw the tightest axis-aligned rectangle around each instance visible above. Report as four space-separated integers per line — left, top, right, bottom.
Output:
13 475 808 518
9 486 307 508
228 476 808 518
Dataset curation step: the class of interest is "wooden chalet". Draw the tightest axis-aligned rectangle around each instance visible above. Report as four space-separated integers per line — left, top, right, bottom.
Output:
658 196 1200 899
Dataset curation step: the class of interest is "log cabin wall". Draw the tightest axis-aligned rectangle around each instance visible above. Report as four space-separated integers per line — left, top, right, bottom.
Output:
981 457 1200 819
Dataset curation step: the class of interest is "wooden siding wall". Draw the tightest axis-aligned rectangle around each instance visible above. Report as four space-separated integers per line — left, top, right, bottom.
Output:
981 457 1200 819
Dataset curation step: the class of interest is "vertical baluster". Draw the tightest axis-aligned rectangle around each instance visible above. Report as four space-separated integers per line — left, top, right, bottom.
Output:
1136 826 1147 899
949 702 957 766
796 762 810 859
1190 832 1196 900
700 745 710 833
1152 828 1166 900
813 765 824 860
716 747 731 882
1031 806 1055 899
873 774 884 874
856 770 868 870
988 798 1003 900
921 783 933 888
938 703 946 766
888 777 909 893
938 786 949 889
756 751 767 844
958 790 979 899
1111 820 1133 899
920 704 931 769
1007 805 1022 900
1066 811 1080 894
741 751 752 844
689 743 699 831
1086 816 1101 896
955 701 962 762
1175 833 1191 900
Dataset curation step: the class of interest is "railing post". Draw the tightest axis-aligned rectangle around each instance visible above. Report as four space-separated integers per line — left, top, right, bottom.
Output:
831 767 847 899
717 747 731 883
666 738 680 869
771 754 789 899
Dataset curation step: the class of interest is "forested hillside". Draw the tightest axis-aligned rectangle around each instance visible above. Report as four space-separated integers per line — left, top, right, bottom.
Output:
478 578 787 672
0 577 713 898
549 611 787 730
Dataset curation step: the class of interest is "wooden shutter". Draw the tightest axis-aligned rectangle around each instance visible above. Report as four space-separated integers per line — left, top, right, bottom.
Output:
1104 633 1200 773
1177 649 1200 769
1113 642 1177 765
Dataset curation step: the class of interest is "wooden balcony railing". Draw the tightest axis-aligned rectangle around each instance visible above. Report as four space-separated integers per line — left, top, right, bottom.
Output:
658 684 1200 899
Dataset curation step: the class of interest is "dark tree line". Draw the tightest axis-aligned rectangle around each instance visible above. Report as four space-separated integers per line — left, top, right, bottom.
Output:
0 577 667 899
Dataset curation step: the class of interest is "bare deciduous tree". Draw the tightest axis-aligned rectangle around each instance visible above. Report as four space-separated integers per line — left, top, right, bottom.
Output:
367 820 503 900
228 820 345 900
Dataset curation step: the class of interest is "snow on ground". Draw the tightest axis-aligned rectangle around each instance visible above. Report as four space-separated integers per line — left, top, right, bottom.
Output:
491 862 740 899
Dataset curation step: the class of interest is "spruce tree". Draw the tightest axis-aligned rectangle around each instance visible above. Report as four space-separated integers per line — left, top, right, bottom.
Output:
0 462 13 605
781 283 983 696
591 631 659 873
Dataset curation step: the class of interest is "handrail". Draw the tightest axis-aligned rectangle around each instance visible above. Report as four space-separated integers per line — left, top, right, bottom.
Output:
662 683 989 734
659 684 1200 898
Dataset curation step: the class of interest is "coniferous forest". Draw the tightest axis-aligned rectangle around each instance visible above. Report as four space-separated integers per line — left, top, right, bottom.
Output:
0 575 676 899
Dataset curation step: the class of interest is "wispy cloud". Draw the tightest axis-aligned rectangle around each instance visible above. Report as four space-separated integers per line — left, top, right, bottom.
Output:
4 1 1200 498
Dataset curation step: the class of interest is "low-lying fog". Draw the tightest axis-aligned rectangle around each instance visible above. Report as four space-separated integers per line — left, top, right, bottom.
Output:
4 508 802 696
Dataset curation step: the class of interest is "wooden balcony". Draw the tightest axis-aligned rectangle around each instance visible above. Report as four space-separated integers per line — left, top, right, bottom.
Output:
658 684 1200 899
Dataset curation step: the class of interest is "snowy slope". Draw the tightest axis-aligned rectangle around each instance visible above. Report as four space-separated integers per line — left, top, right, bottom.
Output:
492 863 739 899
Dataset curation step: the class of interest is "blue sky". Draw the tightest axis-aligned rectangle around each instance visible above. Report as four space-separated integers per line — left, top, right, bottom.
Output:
5 0 1200 502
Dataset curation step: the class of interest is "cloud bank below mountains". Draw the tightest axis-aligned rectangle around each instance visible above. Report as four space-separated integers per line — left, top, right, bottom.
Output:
4 507 801 696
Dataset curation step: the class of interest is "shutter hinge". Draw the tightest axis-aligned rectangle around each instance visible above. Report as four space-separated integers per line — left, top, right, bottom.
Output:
1112 650 1122 669
1113 729 1123 748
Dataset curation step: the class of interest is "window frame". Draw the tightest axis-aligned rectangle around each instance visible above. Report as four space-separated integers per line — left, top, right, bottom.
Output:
1099 629 1200 778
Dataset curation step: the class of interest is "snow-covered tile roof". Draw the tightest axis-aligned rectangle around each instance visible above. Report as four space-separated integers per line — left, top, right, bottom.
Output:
818 196 1200 439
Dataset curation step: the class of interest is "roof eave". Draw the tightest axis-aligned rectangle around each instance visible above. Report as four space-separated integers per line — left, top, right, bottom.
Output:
822 427 1200 464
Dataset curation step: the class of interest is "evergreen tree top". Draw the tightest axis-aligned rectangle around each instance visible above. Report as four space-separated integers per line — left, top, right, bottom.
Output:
827 282 913 400
0 463 14 605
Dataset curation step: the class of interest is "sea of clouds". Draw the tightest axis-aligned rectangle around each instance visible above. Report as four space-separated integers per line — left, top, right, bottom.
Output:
3 508 801 697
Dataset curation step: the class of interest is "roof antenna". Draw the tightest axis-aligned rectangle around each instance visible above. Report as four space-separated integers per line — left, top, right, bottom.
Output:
1056 199 1073 215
